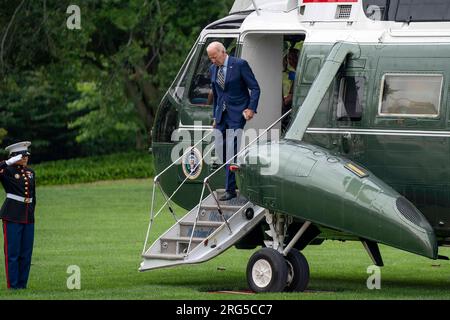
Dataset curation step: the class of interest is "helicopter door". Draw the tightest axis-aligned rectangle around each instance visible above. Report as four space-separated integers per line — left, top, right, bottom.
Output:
180 35 239 127
240 33 284 134
175 35 239 185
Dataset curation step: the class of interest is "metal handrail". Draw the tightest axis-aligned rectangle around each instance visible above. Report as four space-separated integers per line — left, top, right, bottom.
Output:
142 130 213 254
186 109 292 256
152 145 214 219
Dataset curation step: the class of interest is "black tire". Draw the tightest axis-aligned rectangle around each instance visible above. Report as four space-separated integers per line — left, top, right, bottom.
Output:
247 248 288 293
285 249 310 292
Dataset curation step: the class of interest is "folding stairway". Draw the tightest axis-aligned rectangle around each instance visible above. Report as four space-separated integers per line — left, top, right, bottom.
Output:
140 189 267 271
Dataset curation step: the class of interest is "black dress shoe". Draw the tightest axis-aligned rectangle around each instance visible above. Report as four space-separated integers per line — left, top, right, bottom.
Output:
219 192 237 201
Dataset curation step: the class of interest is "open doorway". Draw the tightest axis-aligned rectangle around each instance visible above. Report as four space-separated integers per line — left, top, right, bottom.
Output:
281 35 304 133
240 33 305 137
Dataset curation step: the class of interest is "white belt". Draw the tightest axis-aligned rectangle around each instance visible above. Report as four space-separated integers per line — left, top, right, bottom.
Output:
6 193 33 204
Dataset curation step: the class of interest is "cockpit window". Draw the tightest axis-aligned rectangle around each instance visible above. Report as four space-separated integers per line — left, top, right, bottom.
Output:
188 37 237 106
378 74 442 117
169 41 198 102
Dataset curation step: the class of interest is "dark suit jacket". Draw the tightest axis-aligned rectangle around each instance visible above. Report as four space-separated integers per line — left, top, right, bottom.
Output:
210 56 260 124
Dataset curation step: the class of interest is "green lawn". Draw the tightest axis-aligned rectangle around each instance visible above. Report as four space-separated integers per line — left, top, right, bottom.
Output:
0 179 449 299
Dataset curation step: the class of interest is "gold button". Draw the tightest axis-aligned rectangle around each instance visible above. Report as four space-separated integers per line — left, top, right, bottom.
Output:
25 182 28 185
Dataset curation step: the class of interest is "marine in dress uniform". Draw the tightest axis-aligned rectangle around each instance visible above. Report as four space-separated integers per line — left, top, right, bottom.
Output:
0 141 36 289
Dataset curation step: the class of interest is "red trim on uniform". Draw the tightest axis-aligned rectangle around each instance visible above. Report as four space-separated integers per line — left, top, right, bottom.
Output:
3 222 10 289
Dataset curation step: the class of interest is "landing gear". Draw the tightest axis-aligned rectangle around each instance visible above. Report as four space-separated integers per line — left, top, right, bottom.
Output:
246 212 312 293
246 248 310 293
247 248 288 292
285 249 309 292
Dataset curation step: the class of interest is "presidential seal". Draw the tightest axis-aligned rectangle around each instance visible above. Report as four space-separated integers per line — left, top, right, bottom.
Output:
182 147 203 180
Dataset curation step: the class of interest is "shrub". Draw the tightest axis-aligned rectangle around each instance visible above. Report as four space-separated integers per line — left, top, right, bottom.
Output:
33 152 154 186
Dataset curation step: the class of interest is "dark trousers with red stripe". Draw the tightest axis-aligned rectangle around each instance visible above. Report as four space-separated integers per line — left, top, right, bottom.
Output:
2 221 34 289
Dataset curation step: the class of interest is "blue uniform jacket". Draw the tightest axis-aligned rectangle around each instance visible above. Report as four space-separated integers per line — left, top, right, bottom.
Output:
209 56 260 124
0 161 36 224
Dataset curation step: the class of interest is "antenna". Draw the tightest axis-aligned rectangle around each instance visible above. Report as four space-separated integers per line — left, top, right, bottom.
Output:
251 0 261 16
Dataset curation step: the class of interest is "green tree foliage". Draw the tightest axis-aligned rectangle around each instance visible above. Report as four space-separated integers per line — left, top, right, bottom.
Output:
0 128 6 144
0 0 234 160
67 81 140 154
0 65 80 161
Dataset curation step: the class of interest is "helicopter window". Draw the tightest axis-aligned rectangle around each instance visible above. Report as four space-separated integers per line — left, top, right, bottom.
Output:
395 0 450 22
379 74 442 117
169 40 198 102
337 76 364 121
188 38 237 106
153 100 178 143
363 0 450 22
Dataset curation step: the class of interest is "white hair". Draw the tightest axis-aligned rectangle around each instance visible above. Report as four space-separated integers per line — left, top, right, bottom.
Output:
207 41 226 53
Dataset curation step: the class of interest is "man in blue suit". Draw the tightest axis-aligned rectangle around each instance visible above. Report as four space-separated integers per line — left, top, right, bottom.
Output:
207 41 260 201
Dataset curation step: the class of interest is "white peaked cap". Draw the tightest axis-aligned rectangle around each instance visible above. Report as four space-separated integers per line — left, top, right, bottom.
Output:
5 141 31 155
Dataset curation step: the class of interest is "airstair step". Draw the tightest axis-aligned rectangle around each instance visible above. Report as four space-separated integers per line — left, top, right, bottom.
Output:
161 237 205 243
160 236 205 255
204 190 248 206
179 221 223 238
179 221 223 227
142 253 185 260
200 204 243 210
195 205 241 222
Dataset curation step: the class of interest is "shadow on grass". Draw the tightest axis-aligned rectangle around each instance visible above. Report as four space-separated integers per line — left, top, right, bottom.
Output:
141 267 450 296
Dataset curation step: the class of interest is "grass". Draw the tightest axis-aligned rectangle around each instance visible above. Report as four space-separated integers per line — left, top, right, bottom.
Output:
0 179 449 299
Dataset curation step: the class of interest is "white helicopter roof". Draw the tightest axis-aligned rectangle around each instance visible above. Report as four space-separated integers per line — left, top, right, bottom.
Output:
230 0 295 14
211 0 450 45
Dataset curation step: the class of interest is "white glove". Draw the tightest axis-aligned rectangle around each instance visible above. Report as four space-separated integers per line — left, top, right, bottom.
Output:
6 154 23 166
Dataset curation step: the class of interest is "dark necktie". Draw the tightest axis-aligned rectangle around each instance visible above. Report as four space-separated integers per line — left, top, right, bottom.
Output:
217 65 225 90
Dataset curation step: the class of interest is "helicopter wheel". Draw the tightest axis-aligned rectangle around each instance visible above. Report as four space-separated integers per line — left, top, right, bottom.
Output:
247 248 288 293
284 249 310 292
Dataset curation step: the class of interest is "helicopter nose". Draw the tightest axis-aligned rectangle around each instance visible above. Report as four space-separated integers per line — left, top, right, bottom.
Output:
236 140 438 260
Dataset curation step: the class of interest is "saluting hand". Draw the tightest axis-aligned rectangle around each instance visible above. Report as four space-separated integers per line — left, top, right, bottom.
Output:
6 154 23 166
